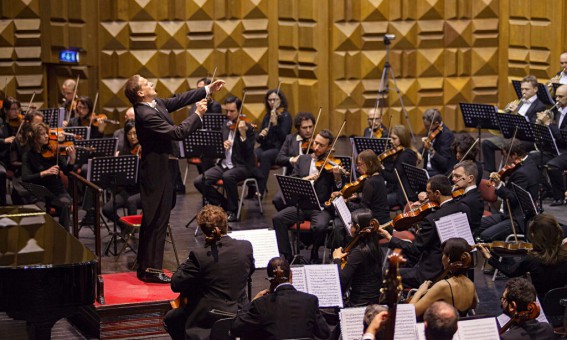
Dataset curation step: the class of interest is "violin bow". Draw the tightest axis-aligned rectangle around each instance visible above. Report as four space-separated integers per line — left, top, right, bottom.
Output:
420 109 438 162
505 198 519 243
318 119 347 177
15 92 36 140
66 75 80 122
231 91 247 140
88 91 99 128
394 168 411 207
206 67 217 101
305 107 322 155
266 81 282 132
446 138 479 178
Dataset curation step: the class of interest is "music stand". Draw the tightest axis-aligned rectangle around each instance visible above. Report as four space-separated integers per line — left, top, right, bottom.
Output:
39 108 65 127
179 130 224 229
512 80 555 106
459 103 500 162
87 155 139 256
351 137 390 156
275 175 322 265
401 162 429 194
495 114 534 142
203 113 225 131
63 127 89 140
511 182 538 223
74 138 118 165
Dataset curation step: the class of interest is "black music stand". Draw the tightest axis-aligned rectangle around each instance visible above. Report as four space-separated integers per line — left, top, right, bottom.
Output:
63 127 89 140
530 123 559 213
351 137 390 155
401 162 429 194
459 103 500 162
179 130 225 229
495 114 534 142
511 183 538 225
203 113 225 131
275 175 322 265
40 108 65 127
512 80 555 106
74 138 118 165
87 155 139 256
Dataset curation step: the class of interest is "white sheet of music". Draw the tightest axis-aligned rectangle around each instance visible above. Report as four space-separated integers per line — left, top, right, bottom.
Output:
434 212 475 246
229 229 280 269
338 307 366 340
290 266 308 293
416 318 500 340
332 197 353 237
393 303 418 340
305 264 344 308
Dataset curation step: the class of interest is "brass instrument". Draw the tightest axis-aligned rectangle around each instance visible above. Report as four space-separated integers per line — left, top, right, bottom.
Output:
536 101 561 126
503 99 522 114
547 68 566 96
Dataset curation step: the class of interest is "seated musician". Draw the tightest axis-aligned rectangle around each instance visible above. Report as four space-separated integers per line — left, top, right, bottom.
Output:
549 51 567 86
21 123 76 230
272 129 342 264
451 160 484 235
409 238 476 318
497 278 554 340
477 140 539 242
113 107 134 153
193 96 257 222
1 96 21 206
423 301 459 340
163 205 255 340
381 125 419 207
482 75 545 173
420 108 455 177
255 89 292 198
231 257 330 340
60 78 77 117
273 111 316 211
65 96 106 139
361 305 389 340
378 175 470 288
363 108 388 138
448 133 483 186
332 209 382 307
479 214 567 300
101 121 141 223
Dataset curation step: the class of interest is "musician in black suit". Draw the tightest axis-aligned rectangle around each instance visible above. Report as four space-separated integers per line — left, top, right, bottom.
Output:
446 133 483 186
479 140 539 242
164 205 255 340
420 108 455 177
272 129 342 263
272 112 315 211
482 75 546 173
378 175 470 288
124 74 224 283
451 160 484 235
231 257 329 340
0 96 19 206
363 108 388 138
66 96 106 139
193 96 257 222
543 85 567 205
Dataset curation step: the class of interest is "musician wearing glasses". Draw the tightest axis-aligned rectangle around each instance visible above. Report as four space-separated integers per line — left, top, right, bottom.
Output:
363 108 388 138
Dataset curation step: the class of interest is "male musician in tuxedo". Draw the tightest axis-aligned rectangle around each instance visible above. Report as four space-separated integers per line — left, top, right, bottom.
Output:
124 74 224 283
363 108 388 138
60 78 77 116
193 96 257 222
420 108 455 176
231 257 330 340
272 129 342 263
423 302 459 340
451 160 484 235
188 77 222 116
113 107 135 153
378 175 470 288
549 52 567 86
482 75 546 173
272 111 316 211
164 205 255 340
478 140 539 243
542 85 567 205
499 278 554 340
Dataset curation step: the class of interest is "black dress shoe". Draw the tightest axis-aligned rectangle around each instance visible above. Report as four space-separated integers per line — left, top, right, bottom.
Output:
550 199 565 206
138 273 171 284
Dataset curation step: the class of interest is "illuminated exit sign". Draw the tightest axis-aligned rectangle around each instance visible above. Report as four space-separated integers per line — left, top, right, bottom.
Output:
59 50 80 63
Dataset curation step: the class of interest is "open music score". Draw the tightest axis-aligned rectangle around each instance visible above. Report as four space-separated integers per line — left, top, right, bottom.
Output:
434 212 475 246
229 229 279 269
290 264 343 308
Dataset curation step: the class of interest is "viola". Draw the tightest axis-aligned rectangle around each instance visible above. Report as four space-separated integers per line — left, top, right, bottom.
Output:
474 241 533 256
389 201 439 231
91 113 119 127
378 146 403 162
324 175 368 207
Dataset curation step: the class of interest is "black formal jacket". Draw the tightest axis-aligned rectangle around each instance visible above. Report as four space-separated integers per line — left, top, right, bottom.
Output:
256 110 292 151
188 98 222 116
275 133 304 172
170 236 255 331
421 124 455 175
363 125 389 138
347 173 391 224
0 120 15 168
500 319 555 340
382 148 418 204
292 154 340 209
456 187 484 235
389 199 470 285
522 97 547 124
549 106 567 149
231 284 330 340
221 119 257 171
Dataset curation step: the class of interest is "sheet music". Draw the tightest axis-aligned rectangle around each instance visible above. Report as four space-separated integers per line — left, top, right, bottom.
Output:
229 229 280 269
394 304 417 340
305 264 344 307
332 198 353 237
417 318 500 340
290 266 308 293
434 212 475 246
338 307 366 340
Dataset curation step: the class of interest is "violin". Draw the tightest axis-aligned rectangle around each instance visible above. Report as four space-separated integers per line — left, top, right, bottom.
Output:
373 127 383 138
300 140 312 154
378 146 403 162
229 115 257 131
49 129 82 141
499 302 540 335
379 248 406 340
489 158 523 186
90 113 119 127
385 201 439 231
452 188 465 198
422 125 443 149
8 113 24 129
131 144 141 157
41 140 95 158
474 241 533 256
325 175 368 207
315 155 348 175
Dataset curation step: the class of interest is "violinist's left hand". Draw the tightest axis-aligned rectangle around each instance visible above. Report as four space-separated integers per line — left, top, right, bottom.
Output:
489 172 501 187
421 137 432 150
332 247 348 260
477 244 491 260
238 121 247 138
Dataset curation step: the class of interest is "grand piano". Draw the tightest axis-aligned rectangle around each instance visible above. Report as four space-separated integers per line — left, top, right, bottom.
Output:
0 205 97 339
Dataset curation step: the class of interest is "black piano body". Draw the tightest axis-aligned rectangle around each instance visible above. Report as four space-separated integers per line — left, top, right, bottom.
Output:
0 205 97 339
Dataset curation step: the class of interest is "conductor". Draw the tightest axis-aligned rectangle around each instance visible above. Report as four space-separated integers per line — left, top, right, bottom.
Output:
124 74 225 283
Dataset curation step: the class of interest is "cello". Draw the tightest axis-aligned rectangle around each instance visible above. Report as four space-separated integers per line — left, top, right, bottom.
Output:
379 248 406 340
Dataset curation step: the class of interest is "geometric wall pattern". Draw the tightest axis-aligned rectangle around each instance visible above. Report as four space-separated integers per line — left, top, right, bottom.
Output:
0 0 566 135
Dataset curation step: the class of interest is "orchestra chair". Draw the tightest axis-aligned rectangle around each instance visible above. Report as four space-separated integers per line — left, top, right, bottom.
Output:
289 220 333 263
541 287 567 327
116 214 180 268
478 178 498 216
211 177 264 221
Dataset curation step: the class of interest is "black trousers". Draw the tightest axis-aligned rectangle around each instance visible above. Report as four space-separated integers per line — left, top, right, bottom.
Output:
194 164 253 213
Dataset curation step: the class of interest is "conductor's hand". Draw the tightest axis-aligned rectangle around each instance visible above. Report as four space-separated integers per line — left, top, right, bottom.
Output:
196 98 208 116
208 80 225 93
41 165 60 178
332 247 348 260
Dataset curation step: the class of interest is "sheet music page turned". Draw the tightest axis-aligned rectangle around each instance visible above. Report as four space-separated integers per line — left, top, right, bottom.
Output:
394 304 418 340
338 307 366 340
305 264 344 308
290 266 307 293
434 212 475 246
229 229 280 269
332 197 353 237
